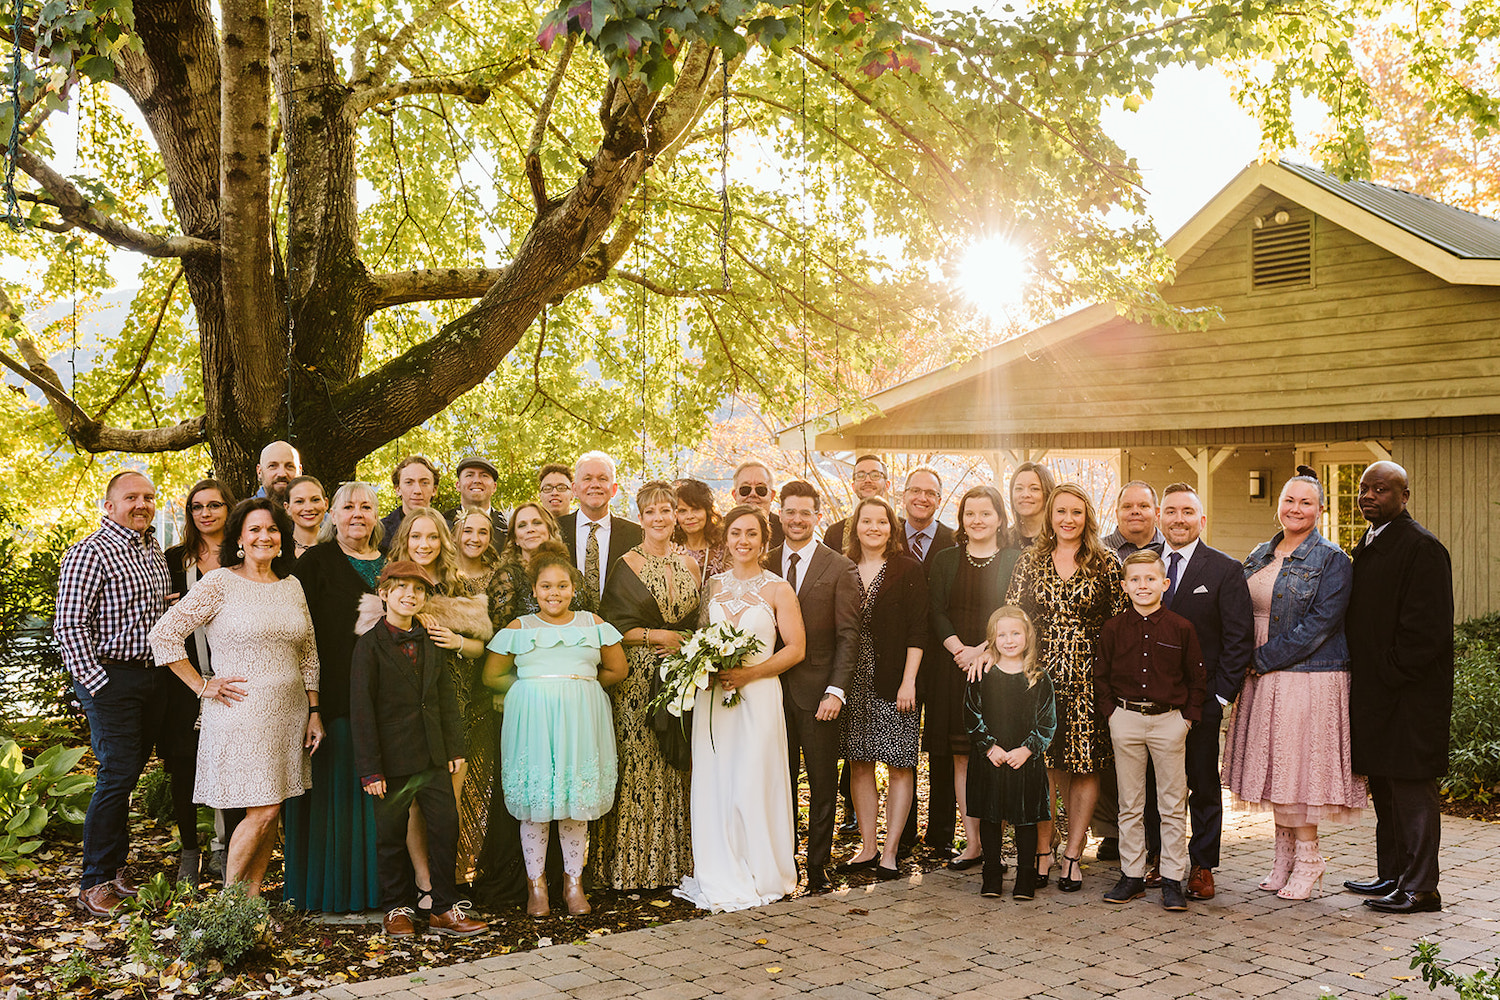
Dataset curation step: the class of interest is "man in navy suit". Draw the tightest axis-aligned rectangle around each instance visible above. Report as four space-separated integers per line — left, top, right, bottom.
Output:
1143 482 1253 900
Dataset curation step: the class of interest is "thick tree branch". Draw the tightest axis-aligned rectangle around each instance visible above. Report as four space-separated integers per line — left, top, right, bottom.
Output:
0 288 206 453
12 147 218 257
364 0 458 87
349 74 492 116
527 35 576 211
366 266 506 309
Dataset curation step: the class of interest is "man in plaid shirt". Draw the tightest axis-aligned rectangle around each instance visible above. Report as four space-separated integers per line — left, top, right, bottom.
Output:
54 470 172 917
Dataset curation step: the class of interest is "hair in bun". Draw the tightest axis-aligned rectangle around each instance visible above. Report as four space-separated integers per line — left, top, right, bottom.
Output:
1286 466 1325 505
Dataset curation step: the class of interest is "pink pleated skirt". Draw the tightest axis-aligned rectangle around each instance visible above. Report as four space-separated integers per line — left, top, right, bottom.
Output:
1222 669 1366 826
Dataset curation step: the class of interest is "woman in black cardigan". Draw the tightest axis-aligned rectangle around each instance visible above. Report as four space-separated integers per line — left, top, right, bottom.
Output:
282 481 386 913
838 497 929 879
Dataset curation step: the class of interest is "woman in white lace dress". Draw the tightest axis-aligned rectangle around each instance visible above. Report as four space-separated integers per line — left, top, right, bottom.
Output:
150 498 322 898
675 505 806 912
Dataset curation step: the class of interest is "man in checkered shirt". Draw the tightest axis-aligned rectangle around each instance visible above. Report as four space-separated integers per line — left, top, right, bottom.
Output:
54 470 172 918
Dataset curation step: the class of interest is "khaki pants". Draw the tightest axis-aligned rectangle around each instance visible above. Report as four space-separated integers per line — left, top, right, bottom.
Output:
1109 706 1191 882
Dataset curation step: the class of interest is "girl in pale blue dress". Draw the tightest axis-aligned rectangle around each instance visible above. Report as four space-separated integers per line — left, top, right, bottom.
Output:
483 552 626 917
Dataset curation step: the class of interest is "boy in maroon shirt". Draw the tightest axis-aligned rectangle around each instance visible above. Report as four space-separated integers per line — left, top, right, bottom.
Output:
1094 550 1206 911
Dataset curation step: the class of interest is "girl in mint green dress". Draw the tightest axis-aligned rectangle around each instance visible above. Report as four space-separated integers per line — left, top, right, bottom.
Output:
484 553 626 916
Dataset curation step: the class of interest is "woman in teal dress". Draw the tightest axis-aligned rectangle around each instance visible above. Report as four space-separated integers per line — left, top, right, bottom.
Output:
483 551 626 918
284 481 385 912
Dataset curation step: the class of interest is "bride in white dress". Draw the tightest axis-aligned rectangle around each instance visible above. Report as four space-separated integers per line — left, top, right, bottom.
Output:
675 506 807 912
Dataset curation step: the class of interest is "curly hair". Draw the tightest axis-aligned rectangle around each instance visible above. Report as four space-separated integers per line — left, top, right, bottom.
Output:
671 478 722 548
1033 483 1114 576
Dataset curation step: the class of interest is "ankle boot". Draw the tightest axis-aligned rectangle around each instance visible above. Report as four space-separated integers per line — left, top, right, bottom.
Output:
1259 827 1296 892
1277 839 1326 901
526 876 550 918
563 874 591 915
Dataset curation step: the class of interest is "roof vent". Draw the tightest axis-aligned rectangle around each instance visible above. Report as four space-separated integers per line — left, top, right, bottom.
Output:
1250 216 1313 290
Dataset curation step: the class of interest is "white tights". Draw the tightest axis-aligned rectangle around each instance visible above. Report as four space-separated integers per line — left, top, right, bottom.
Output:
520 819 588 878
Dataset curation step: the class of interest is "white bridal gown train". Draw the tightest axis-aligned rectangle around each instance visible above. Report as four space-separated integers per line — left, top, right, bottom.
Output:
674 570 798 912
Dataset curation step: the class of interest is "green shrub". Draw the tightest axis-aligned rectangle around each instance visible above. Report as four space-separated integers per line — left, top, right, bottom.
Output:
137 764 176 825
0 740 94 870
1446 614 1500 803
0 505 78 726
172 882 273 968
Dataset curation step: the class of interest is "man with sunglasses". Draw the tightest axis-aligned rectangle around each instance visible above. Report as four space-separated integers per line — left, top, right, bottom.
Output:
732 460 785 548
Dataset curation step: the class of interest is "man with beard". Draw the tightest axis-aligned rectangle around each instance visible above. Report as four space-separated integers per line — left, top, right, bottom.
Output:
255 441 302 504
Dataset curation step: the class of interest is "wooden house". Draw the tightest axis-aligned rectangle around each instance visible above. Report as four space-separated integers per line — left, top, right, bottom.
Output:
780 161 1500 619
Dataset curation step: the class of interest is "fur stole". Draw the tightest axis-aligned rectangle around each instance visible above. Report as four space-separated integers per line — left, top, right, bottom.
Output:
354 591 495 641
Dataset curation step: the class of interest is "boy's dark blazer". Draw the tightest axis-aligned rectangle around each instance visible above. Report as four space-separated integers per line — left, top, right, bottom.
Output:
350 620 465 780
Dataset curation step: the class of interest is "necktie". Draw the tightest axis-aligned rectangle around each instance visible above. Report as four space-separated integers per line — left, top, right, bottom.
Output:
787 552 800 592
584 521 601 598
910 533 926 561
1165 551 1182 608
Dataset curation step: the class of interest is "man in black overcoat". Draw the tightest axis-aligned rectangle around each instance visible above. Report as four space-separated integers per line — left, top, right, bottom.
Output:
1344 461 1454 914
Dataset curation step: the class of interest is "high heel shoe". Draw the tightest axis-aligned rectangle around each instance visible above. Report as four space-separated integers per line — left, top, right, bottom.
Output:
1058 855 1083 893
1035 851 1054 889
1259 827 1296 892
563 874 591 916
526 876 550 918
1277 839 1326 901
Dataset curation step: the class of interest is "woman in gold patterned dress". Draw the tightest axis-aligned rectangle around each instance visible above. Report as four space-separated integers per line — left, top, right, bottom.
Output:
594 481 701 889
1004 483 1127 893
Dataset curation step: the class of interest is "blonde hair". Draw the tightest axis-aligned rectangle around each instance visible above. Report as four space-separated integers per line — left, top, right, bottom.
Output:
986 605 1043 688
387 506 458 591
1034 483 1114 576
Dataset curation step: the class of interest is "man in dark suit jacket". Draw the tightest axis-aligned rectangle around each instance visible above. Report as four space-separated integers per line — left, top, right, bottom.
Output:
823 454 890 553
443 455 508 555
1143 483 1253 901
769 481 860 891
556 451 643 613
1344 461 1453 915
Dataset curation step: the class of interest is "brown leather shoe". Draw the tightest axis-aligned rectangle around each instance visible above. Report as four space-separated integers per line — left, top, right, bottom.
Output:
110 873 138 897
382 907 416 937
428 903 487 937
1187 865 1216 900
1143 855 1162 889
76 882 127 918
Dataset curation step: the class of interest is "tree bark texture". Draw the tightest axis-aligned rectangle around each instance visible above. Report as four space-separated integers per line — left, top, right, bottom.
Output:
11 6 725 495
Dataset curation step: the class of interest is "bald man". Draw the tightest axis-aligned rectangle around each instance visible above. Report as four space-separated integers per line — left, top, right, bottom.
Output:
256 441 302 503
1344 461 1454 914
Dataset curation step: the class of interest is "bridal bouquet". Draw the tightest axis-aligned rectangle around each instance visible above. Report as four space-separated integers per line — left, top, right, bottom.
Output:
649 621 765 718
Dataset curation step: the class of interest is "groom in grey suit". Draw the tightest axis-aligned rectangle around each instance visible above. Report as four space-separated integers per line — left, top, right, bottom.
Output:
768 481 860 891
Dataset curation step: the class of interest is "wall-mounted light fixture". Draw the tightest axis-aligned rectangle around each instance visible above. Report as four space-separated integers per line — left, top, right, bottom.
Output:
1249 469 1269 501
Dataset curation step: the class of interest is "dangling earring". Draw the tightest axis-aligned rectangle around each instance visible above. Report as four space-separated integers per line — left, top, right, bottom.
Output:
237 546 245 558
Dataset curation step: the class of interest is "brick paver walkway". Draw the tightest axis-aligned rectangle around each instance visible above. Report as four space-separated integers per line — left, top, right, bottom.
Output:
302 807 1500 1000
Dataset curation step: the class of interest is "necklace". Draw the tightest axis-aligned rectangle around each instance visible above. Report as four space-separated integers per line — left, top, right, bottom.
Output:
965 548 998 568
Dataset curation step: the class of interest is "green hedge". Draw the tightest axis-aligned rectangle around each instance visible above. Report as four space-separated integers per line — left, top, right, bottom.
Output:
1446 613 1500 803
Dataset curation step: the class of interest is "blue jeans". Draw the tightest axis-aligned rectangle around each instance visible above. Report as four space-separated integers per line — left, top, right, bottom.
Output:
75 665 172 889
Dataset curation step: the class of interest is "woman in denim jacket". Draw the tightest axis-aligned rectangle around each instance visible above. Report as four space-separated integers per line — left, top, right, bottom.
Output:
1222 468 1366 901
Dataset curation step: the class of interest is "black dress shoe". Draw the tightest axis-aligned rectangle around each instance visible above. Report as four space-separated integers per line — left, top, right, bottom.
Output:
876 864 901 881
1344 877 1399 896
806 868 834 892
836 818 859 835
839 855 879 872
947 855 983 871
1365 890 1442 914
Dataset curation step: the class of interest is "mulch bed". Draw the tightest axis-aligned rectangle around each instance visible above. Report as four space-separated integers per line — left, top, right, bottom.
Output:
0 782 955 999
